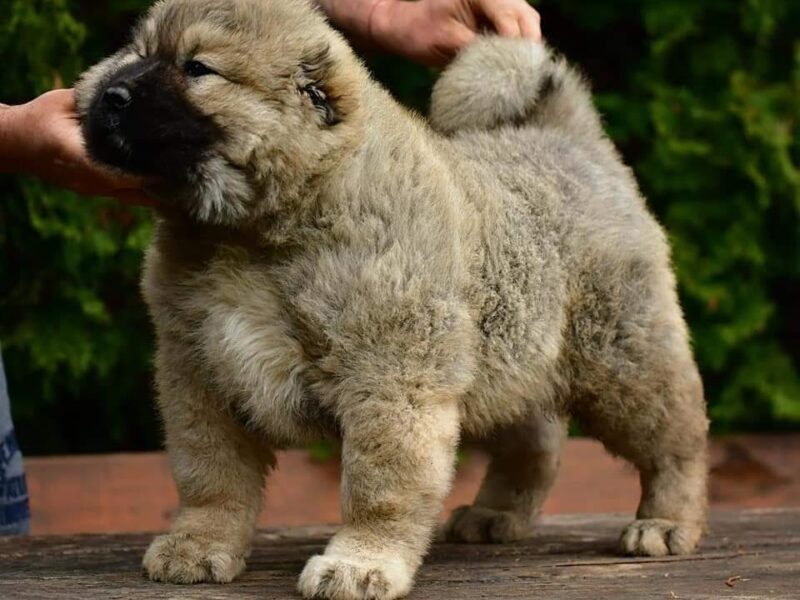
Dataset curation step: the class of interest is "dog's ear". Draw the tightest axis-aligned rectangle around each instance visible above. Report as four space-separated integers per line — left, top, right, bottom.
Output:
299 43 341 126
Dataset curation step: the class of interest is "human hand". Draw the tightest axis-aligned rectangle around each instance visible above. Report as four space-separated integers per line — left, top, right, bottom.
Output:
0 89 153 206
325 0 542 68
373 0 541 67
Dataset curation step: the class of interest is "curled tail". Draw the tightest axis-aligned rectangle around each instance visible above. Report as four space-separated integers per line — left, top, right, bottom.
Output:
430 37 602 139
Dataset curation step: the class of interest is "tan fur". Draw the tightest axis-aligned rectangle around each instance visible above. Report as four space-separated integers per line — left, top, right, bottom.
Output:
76 1 709 598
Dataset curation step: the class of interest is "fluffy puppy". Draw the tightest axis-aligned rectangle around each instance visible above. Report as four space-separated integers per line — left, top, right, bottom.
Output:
75 1 709 598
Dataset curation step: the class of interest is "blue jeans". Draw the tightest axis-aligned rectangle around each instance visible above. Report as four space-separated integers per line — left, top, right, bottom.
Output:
0 351 30 535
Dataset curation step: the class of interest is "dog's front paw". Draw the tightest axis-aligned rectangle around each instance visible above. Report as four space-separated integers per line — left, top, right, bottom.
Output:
298 553 413 600
620 518 702 557
444 505 530 543
143 532 246 583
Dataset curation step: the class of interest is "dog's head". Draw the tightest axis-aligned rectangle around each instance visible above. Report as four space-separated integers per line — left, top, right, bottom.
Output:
76 0 363 225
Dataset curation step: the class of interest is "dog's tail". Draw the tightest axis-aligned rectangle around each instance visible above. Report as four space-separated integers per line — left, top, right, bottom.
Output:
430 38 602 139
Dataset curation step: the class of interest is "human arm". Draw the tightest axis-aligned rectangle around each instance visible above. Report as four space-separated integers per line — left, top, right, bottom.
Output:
0 89 152 206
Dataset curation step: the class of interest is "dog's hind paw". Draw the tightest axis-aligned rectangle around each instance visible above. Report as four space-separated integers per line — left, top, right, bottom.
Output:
298 553 413 600
142 532 246 583
620 518 702 557
444 505 531 543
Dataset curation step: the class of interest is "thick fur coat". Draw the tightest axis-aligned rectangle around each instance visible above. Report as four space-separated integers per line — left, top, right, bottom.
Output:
75 1 709 598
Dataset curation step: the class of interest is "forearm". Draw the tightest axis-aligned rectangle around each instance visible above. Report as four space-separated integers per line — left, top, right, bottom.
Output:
0 103 28 174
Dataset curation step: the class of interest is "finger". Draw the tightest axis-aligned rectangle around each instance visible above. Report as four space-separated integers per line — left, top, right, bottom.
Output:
447 21 478 53
474 0 520 37
66 144 148 190
43 88 77 111
55 119 91 161
60 88 77 109
493 12 522 37
113 189 157 207
53 113 148 189
424 22 476 68
518 10 542 42
96 168 150 191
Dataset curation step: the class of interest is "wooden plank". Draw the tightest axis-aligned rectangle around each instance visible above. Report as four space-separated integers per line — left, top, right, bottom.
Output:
1 509 798 599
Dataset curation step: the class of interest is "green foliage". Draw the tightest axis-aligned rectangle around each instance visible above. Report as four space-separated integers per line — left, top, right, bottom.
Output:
0 0 158 453
554 0 800 431
0 0 797 455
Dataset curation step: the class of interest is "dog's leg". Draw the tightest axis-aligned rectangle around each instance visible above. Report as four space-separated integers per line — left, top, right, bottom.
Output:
298 393 460 600
445 415 567 543
618 373 708 557
579 362 708 557
620 448 707 556
143 344 271 584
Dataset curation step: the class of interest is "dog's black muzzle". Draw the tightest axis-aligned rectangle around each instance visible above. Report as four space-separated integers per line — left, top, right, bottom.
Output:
83 57 222 178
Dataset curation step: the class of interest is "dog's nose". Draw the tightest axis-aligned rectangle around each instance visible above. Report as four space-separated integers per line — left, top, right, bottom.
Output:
103 84 132 110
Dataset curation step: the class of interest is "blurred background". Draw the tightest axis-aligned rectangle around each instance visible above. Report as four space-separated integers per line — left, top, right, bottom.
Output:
0 0 798 533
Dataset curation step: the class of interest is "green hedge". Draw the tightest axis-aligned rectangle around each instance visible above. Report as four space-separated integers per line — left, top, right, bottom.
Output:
0 0 797 454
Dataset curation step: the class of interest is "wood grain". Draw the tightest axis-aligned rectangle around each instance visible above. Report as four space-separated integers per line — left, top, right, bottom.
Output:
1 509 797 599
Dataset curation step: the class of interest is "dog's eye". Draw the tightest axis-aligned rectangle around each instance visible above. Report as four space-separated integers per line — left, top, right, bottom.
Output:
184 60 216 78
305 84 327 107
303 83 340 126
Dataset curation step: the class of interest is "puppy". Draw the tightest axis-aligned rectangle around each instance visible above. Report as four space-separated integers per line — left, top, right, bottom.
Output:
76 0 709 598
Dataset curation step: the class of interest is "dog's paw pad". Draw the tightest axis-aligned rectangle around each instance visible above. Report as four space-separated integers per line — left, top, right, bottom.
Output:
620 518 701 557
298 553 412 600
142 533 245 583
444 505 530 544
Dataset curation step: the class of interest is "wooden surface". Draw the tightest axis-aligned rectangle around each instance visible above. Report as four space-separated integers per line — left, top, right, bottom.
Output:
1 509 798 599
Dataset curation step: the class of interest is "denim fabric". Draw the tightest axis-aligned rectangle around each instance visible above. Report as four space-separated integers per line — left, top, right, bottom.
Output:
0 351 30 535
